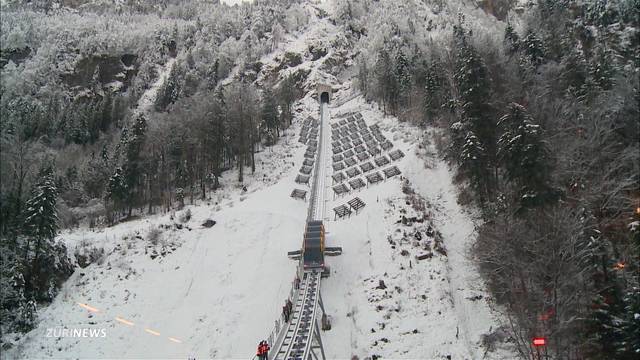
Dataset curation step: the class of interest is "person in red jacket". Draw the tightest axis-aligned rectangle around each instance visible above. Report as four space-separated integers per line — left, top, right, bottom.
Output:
259 340 270 360
256 341 264 360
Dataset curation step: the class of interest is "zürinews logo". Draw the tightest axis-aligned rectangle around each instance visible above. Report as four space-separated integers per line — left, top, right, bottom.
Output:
46 327 107 338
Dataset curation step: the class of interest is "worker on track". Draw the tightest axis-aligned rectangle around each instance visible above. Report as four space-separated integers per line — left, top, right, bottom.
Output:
282 304 287 322
256 341 264 360
258 340 270 360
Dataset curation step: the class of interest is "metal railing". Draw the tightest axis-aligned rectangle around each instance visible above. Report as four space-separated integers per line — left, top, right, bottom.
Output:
265 265 304 359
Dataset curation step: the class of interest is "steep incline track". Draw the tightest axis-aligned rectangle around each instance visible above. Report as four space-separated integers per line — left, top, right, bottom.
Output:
272 271 321 360
270 101 330 360
309 103 330 222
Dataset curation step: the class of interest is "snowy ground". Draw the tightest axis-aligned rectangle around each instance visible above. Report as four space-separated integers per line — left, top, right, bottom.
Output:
135 58 176 117
319 87 514 359
4 102 318 359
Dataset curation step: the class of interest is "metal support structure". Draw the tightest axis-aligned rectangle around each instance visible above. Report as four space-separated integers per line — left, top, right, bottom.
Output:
313 320 327 360
271 271 325 360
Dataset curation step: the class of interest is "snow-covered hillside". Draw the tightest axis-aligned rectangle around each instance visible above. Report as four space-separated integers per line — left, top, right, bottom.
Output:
5 84 514 360
4 102 313 358
3 1 519 359
321 87 512 359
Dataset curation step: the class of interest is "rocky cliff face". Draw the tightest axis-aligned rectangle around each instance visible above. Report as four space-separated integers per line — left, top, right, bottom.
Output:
0 46 32 68
61 53 139 94
476 0 514 21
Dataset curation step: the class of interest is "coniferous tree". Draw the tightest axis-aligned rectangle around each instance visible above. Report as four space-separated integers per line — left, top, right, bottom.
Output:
22 166 58 295
395 50 412 109
208 89 226 189
590 47 616 90
423 61 446 122
460 131 487 198
106 167 128 217
23 167 58 252
357 58 369 96
587 288 625 357
453 22 496 198
262 87 278 143
521 30 545 67
585 0 619 26
504 23 520 54
497 103 550 207
122 115 147 216
155 63 181 112
375 47 397 114
15 292 37 332
83 148 111 199
460 131 489 199
277 74 297 128
454 34 490 112
561 48 590 98
616 285 640 358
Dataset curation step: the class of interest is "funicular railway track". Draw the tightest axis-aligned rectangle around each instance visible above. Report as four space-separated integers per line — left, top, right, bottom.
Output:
273 271 322 360
269 101 330 360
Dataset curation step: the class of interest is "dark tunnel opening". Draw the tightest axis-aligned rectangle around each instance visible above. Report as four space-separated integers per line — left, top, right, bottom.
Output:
320 92 329 104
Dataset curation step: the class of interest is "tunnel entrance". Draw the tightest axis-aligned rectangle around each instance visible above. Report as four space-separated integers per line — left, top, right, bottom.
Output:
320 92 329 104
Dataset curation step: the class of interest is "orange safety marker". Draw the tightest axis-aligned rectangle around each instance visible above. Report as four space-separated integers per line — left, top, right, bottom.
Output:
77 299 183 345
115 317 135 326
77 302 100 313
145 328 161 336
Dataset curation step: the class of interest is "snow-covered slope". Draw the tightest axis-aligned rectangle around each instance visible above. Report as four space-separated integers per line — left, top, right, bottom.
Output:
6 88 514 360
4 111 313 358
5 1 517 358
319 85 512 359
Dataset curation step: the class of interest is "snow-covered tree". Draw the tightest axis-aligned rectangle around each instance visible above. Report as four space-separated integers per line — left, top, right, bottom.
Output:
454 34 490 111
423 61 446 121
395 50 412 108
15 294 37 332
585 0 620 26
375 47 398 114
560 48 590 98
521 30 545 67
106 167 128 216
615 285 640 357
118 115 147 216
587 288 625 357
461 130 489 198
277 74 298 128
82 146 111 199
357 56 369 96
23 166 58 244
504 23 520 54
20 165 73 301
271 22 284 51
497 103 549 193
261 87 279 143
590 47 617 90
